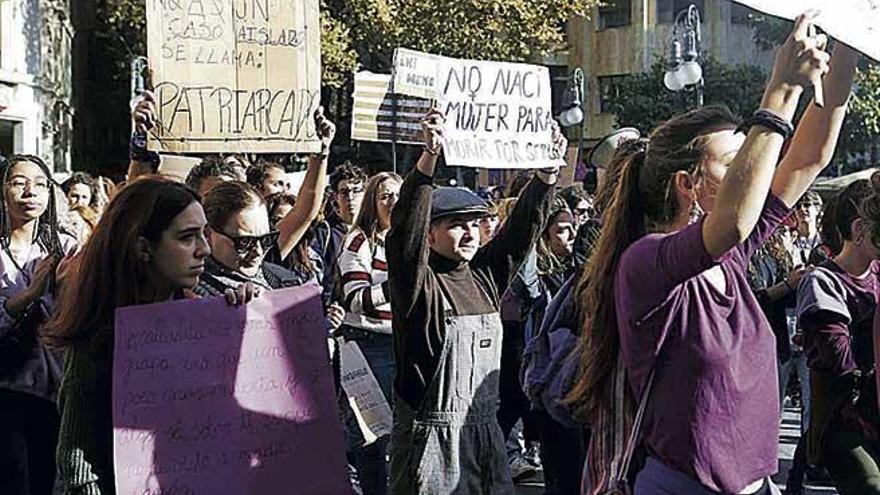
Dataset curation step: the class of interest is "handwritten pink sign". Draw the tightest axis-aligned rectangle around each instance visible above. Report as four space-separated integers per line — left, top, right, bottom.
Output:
113 285 350 495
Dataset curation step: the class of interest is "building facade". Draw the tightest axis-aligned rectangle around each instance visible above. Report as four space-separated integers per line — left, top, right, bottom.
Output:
0 0 74 172
568 0 774 141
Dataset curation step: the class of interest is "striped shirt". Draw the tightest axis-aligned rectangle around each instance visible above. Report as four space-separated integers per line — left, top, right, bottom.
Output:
339 228 392 334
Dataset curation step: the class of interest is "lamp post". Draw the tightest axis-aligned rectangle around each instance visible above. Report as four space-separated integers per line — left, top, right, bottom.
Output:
663 4 704 107
559 67 586 175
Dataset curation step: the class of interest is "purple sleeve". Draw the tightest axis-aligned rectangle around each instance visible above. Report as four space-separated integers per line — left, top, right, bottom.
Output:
647 219 725 290
735 194 792 266
803 311 854 376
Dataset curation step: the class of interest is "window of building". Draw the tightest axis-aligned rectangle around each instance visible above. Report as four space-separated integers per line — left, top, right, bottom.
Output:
598 0 632 30
658 0 705 24
598 75 628 114
549 65 571 116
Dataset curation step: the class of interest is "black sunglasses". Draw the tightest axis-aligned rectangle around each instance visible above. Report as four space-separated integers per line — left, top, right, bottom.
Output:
217 230 279 255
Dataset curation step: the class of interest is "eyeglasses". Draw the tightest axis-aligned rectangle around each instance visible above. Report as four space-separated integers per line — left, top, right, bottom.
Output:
216 229 279 256
6 178 49 193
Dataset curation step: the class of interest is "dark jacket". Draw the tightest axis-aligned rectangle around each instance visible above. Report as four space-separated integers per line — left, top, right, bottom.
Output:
386 169 555 410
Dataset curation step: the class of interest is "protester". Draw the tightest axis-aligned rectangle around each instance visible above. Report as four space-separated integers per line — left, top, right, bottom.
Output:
797 177 880 495
47 178 256 495
314 162 368 307
194 181 311 293
569 18 858 494
478 201 501 247
531 198 584 494
386 108 565 493
559 185 593 230
265 192 323 285
192 108 332 292
222 153 252 179
185 156 243 197
62 172 98 210
65 205 100 246
793 190 825 265
246 160 290 199
337 171 401 495
0 154 76 495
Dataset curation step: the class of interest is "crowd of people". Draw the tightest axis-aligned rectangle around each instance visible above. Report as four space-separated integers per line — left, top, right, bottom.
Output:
2 13 879 495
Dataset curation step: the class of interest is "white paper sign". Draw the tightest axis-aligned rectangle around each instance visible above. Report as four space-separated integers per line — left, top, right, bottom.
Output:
393 48 565 169
338 340 392 444
730 0 880 61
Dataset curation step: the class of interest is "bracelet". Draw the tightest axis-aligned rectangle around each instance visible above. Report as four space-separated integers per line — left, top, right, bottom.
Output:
129 131 160 166
736 109 794 140
424 144 441 156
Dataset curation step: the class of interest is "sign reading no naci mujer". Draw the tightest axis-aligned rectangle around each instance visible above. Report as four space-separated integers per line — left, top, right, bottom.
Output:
393 48 566 170
145 0 322 154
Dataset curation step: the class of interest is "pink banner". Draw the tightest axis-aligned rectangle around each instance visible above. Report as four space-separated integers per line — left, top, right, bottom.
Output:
113 285 350 495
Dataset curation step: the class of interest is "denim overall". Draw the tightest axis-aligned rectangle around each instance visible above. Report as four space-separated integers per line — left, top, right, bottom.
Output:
390 295 513 494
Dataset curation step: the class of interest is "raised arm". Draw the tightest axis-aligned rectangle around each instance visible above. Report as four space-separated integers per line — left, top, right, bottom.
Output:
276 108 335 259
703 14 829 259
772 43 860 206
129 91 160 181
385 109 444 316
474 125 565 289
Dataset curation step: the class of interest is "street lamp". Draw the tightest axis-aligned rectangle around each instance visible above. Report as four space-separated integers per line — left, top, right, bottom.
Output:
559 67 586 128
663 4 704 107
559 67 587 179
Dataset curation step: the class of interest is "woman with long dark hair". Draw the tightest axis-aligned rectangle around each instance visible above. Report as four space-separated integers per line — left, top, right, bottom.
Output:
0 154 75 495
797 178 880 494
569 19 859 494
338 171 401 495
48 177 255 495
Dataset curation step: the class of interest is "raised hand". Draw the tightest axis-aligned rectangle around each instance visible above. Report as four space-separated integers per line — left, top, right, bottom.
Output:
769 12 831 94
132 90 157 135
314 106 336 158
420 108 446 155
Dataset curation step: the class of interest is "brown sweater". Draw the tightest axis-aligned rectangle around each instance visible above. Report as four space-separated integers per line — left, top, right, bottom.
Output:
386 169 554 410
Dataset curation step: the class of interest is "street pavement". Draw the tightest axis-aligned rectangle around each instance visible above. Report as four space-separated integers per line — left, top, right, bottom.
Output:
515 406 839 494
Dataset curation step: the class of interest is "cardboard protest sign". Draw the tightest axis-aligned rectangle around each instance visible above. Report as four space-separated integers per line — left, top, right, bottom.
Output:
113 285 349 495
145 0 322 154
157 154 201 182
351 71 432 146
338 340 393 445
730 1 880 61
393 48 565 169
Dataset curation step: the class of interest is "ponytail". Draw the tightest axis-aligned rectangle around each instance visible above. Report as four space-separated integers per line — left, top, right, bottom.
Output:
567 145 647 421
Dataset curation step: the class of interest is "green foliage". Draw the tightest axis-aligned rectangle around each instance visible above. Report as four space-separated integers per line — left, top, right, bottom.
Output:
324 0 598 74
605 59 767 133
97 0 595 88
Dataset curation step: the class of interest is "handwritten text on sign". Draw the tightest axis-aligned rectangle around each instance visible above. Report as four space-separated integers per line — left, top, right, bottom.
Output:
145 0 322 153
393 48 566 169
113 285 349 495
730 1 880 61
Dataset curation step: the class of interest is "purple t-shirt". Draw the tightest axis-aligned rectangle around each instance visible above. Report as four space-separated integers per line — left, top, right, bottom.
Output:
615 194 791 493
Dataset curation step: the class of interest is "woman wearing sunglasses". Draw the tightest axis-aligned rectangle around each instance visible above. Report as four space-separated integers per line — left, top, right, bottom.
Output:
338 171 402 495
195 181 307 296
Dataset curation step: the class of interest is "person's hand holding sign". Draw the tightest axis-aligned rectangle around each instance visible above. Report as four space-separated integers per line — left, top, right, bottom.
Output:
416 108 446 177
769 12 830 106
313 106 336 160
536 120 567 185
132 90 158 135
